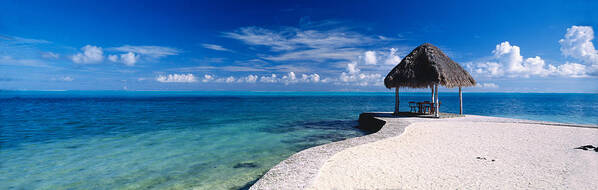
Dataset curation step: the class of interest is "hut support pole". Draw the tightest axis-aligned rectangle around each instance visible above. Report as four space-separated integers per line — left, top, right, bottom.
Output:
394 87 399 115
431 87 435 104
434 84 439 118
459 87 463 115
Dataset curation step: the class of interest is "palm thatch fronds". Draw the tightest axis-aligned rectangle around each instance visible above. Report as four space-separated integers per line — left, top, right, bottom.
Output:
384 43 476 88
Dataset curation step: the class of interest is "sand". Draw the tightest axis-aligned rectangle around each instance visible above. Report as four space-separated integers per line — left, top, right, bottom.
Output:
252 114 598 189
312 120 598 189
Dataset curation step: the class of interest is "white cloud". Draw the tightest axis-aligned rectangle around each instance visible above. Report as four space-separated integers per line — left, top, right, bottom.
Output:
523 56 552 77
41 52 59 59
364 51 377 65
277 72 323 84
111 45 180 58
281 72 297 83
331 51 388 86
224 26 390 62
238 75 258 83
224 27 380 51
224 76 236 83
493 41 525 73
108 55 118 62
559 26 598 65
263 48 362 62
198 72 323 84
559 26 598 75
555 62 587 78
71 45 104 64
472 62 504 77
202 74 214 82
107 52 139 66
0 35 50 44
301 73 320 83
202 43 232 52
260 74 279 83
384 48 401 65
119 52 139 66
347 61 360 74
156 74 197 83
338 72 383 86
476 83 499 88
469 41 589 78
62 76 74 82
50 76 74 82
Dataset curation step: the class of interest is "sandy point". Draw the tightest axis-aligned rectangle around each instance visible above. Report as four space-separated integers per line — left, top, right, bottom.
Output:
253 114 598 190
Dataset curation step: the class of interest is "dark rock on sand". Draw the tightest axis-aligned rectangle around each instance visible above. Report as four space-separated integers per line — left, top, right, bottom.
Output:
357 113 386 133
574 145 596 151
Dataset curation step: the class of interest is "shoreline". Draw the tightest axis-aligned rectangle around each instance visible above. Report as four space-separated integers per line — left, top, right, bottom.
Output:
251 113 598 189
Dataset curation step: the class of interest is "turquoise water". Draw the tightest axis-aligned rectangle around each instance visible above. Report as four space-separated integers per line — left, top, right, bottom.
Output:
1 91 597 189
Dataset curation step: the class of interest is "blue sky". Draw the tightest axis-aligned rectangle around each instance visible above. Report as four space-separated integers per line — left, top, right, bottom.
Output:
1 0 597 92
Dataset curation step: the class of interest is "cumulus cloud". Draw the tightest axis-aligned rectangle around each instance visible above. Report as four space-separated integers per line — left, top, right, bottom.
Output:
469 41 590 78
302 73 320 83
364 51 377 65
555 62 587 78
197 72 323 84
202 43 232 52
107 52 139 66
202 74 214 82
492 41 526 74
119 52 139 66
472 62 504 77
71 45 178 66
277 72 321 84
108 54 118 62
224 76 236 83
559 26 598 65
559 26 598 75
337 58 383 86
71 45 104 64
260 74 279 83
237 74 258 83
156 74 197 83
338 72 383 86
347 62 360 74
384 48 402 65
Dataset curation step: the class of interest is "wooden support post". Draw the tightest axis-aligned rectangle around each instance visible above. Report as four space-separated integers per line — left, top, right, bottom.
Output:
434 84 439 118
431 86 435 104
459 86 463 115
394 87 399 115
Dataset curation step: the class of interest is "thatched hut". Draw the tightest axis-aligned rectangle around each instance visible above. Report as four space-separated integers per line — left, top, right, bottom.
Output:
385 43 476 117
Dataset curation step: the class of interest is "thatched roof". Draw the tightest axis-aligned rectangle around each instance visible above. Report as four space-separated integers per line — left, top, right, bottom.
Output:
384 43 476 89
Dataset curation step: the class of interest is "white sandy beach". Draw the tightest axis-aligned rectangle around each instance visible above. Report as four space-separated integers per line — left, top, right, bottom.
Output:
252 114 598 189
312 120 598 189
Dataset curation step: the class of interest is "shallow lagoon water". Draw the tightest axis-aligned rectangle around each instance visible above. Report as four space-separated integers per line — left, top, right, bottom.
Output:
1 91 596 189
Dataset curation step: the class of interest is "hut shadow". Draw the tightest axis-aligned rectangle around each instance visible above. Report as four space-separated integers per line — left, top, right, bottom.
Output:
358 112 463 133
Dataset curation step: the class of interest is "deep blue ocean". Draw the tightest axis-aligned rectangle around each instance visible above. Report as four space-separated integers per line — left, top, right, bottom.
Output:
1 91 597 189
